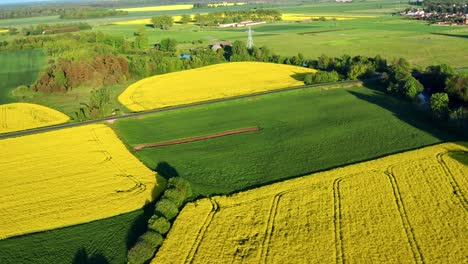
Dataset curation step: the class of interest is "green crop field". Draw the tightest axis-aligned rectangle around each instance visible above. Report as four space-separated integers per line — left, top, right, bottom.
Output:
96 15 468 68
0 49 46 104
114 84 457 197
0 209 149 264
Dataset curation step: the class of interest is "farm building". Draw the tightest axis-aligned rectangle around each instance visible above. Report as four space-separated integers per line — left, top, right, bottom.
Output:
210 41 232 51
218 21 266 28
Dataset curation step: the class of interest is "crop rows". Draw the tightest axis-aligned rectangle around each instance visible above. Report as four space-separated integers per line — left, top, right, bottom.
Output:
153 143 467 263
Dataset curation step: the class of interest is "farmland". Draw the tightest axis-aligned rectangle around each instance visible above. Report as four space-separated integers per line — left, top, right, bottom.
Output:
118 62 316 111
0 124 164 239
0 50 47 104
116 5 194 12
0 103 69 134
153 142 468 263
114 84 455 197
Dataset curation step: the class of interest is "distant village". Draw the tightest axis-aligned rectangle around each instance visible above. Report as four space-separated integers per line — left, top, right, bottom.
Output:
402 2 468 25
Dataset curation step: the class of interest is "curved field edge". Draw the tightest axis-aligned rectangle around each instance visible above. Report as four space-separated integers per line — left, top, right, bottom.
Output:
0 209 148 264
0 103 69 134
118 62 316 112
113 85 458 197
152 142 468 263
0 124 164 239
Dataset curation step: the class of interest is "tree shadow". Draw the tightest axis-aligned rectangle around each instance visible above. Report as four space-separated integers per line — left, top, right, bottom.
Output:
72 248 110 264
125 163 176 250
448 150 468 166
431 32 468 39
346 83 460 141
156 161 180 179
291 72 308 82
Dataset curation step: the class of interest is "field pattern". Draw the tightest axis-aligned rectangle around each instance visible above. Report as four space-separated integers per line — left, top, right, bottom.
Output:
118 62 316 111
0 124 163 239
116 4 194 12
153 143 468 263
281 13 376 21
0 103 69 134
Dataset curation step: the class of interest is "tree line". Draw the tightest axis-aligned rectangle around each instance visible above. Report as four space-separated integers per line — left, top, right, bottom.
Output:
0 5 127 20
2 28 465 130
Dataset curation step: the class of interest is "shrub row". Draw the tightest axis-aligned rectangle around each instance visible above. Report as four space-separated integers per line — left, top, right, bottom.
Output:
127 177 192 264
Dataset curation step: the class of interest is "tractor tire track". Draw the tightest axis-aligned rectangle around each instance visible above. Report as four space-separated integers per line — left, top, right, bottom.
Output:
185 198 219 264
384 165 425 264
90 127 146 195
333 177 345 264
436 152 468 211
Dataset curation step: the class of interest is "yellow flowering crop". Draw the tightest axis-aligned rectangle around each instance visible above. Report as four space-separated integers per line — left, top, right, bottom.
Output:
153 142 467 263
282 13 377 21
119 62 317 111
113 15 196 25
117 4 193 12
0 124 164 239
0 103 69 134
208 2 245 7
0 29 9 34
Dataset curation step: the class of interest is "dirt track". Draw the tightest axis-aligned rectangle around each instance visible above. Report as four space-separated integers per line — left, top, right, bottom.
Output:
134 127 262 151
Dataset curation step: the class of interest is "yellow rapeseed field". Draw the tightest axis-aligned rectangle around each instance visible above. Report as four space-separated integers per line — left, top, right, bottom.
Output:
0 103 69 134
0 124 164 239
117 4 193 12
282 13 377 21
0 29 9 34
119 62 317 111
153 142 468 263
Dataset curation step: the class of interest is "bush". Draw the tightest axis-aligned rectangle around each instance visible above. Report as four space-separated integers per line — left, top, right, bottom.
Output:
167 177 193 200
163 188 185 207
155 198 179 220
304 71 339 85
148 215 171 234
127 231 163 264
430 93 450 120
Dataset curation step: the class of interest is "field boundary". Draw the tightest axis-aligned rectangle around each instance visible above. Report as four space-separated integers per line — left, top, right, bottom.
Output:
298 28 355 35
436 152 468 211
134 127 262 150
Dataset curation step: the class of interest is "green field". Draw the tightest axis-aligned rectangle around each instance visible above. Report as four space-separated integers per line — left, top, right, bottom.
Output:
95 15 468 68
0 49 46 104
114 84 456 197
0 208 151 264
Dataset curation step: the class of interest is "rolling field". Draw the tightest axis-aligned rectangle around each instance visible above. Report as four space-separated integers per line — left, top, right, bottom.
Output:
114 84 457 197
116 4 194 12
281 13 376 21
0 103 69 134
0 50 47 104
118 62 316 111
0 210 145 264
153 143 468 263
0 124 164 239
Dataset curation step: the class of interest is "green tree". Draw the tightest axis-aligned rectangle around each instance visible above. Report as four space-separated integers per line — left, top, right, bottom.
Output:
151 15 173 30
180 14 191 24
159 38 177 52
430 93 450 120
446 74 468 103
134 36 148 50
400 76 424 100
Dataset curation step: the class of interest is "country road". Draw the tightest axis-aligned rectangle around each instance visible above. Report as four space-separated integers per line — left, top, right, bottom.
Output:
0 78 367 140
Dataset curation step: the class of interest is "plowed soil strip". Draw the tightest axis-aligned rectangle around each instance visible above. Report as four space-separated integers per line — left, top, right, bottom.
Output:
134 127 262 151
